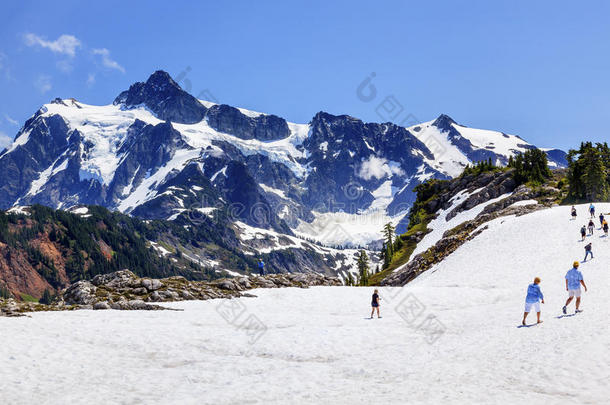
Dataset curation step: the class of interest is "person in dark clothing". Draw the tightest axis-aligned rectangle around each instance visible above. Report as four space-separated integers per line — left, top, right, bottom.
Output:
258 259 265 276
370 289 381 319
588 220 595 235
603 220 609 237
599 213 605 227
571 206 577 220
581 225 587 241
584 243 593 262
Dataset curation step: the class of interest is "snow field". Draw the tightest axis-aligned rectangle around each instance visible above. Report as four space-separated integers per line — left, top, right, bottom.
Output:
1 203 609 404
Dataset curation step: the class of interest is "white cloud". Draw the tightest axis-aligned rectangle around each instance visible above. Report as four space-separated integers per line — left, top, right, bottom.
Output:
56 59 74 73
0 131 11 150
24 33 81 57
358 155 405 180
86 73 96 87
4 114 18 126
92 48 125 73
35 75 52 94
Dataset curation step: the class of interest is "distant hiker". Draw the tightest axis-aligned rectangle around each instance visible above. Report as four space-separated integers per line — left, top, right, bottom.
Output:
258 259 265 276
603 220 609 236
584 243 593 261
522 277 544 325
588 220 595 235
589 204 595 218
571 206 577 220
600 213 605 227
370 289 381 319
563 262 587 314
580 225 587 241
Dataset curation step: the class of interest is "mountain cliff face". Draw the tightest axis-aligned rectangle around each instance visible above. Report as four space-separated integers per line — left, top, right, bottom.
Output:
0 70 567 261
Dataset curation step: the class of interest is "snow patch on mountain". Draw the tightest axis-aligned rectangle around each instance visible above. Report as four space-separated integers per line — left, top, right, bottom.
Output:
406 189 512 262
295 209 407 248
259 184 287 199
41 101 162 185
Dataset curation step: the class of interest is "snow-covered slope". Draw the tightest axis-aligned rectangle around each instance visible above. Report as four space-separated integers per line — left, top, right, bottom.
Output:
409 114 566 177
1 204 608 404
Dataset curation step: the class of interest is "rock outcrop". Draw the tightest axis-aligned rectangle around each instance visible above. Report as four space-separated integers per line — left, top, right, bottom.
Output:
381 181 561 286
1 269 342 316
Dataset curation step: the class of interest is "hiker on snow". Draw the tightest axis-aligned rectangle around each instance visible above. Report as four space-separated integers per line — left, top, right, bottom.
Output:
571 206 577 219
370 289 381 319
603 220 609 236
258 259 266 276
522 277 544 325
563 262 587 314
600 213 605 227
584 243 594 261
588 219 595 235
589 204 595 218
581 225 587 241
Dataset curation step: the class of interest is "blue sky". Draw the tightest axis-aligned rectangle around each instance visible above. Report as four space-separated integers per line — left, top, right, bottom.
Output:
0 0 609 150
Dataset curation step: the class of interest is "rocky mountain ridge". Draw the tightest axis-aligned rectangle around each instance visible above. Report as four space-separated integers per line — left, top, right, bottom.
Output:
0 71 567 248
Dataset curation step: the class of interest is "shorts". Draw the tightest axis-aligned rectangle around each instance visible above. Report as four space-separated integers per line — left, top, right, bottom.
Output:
568 289 581 298
524 301 541 313
371 303 379 308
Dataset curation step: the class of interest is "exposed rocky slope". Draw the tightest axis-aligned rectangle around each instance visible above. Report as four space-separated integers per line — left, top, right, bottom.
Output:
0 269 341 317
381 170 564 286
0 205 360 301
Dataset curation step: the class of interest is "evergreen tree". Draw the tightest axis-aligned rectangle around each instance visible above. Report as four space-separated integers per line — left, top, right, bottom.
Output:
582 146 608 200
510 149 551 185
356 250 369 286
567 142 610 201
382 222 395 259
345 272 355 286
381 243 391 269
40 289 53 305
0 285 11 299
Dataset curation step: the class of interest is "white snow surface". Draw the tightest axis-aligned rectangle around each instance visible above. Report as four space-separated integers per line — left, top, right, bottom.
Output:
409 119 553 177
295 209 407 248
1 204 609 404
5 206 30 216
259 183 287 199
407 190 512 262
509 199 539 208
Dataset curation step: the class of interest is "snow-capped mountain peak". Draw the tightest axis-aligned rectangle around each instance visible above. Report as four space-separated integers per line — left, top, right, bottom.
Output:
0 71 567 249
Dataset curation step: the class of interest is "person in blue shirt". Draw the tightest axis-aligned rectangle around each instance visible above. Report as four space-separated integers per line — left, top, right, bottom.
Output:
563 261 588 314
589 204 595 218
257 259 265 276
522 277 545 326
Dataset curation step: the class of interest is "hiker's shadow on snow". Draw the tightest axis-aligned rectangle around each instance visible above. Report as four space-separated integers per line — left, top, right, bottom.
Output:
517 324 539 328
556 314 577 319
